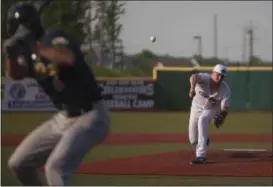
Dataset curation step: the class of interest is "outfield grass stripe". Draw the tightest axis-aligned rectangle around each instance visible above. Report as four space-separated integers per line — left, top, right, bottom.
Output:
3 143 272 163
2 133 272 147
2 112 272 134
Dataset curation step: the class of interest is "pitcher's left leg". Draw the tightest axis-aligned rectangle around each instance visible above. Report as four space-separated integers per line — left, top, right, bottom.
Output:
192 108 217 164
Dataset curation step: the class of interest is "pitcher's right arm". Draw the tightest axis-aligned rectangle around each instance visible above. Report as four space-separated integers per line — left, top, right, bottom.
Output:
189 73 210 98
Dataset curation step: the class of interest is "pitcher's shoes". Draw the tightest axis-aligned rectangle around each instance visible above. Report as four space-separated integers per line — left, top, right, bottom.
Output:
190 157 207 164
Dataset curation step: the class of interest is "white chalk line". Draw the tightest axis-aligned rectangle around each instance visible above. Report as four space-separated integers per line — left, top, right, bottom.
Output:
223 148 268 152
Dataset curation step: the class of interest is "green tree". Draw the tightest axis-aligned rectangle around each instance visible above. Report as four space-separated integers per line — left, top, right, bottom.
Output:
42 1 87 43
93 1 125 43
92 1 125 68
136 49 157 59
250 56 263 65
92 1 106 42
105 1 126 48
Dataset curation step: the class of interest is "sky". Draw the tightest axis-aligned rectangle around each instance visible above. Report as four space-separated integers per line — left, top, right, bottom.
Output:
119 1 272 61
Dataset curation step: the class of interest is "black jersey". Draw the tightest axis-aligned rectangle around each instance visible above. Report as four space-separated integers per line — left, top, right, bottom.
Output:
30 29 102 111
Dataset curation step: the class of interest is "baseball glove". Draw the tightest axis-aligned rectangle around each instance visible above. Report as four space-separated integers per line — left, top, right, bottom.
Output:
212 111 228 128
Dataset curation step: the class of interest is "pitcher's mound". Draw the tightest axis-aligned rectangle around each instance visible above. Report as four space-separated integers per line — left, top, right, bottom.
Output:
78 150 272 177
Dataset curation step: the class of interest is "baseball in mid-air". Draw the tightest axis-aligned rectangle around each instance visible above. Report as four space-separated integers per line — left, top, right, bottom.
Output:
150 36 156 43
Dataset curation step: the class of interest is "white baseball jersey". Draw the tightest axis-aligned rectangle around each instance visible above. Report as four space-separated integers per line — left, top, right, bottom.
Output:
191 73 231 111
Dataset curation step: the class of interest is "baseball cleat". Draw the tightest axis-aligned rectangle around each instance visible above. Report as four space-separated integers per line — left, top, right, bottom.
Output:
190 157 207 164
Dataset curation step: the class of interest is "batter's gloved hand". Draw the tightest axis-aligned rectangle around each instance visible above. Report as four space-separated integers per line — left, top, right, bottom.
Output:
212 111 228 128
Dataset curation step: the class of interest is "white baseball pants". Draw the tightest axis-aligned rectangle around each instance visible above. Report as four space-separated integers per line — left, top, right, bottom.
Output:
188 106 220 158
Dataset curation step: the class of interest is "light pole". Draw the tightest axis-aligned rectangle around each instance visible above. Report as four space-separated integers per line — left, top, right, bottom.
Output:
193 35 202 57
213 14 218 59
247 21 254 65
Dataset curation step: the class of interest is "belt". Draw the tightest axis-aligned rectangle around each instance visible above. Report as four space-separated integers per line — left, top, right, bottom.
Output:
199 92 218 101
66 104 93 117
199 91 209 98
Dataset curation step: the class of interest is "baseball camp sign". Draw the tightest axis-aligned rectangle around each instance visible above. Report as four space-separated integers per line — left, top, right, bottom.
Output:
2 78 56 112
2 78 155 112
98 79 155 111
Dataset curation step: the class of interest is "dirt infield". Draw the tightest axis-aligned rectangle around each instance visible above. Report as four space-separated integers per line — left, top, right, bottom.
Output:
76 150 273 177
2 133 272 146
3 133 272 177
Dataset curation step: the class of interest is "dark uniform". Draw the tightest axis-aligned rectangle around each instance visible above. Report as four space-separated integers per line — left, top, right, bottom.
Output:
7 17 110 187
37 29 103 115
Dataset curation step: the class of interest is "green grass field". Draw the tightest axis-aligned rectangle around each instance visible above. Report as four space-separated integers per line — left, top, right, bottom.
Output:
1 111 272 186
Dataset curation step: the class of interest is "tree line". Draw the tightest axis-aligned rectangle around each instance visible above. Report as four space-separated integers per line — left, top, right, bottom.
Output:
1 1 267 77
1 0 126 74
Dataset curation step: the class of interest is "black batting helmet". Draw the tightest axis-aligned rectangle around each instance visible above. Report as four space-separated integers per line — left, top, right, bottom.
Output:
6 1 45 39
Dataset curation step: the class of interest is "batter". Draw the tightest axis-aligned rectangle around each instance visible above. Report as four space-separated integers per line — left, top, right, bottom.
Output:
188 64 231 164
5 2 109 185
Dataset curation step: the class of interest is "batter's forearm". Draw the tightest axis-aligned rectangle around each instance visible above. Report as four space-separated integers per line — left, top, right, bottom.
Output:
38 47 74 66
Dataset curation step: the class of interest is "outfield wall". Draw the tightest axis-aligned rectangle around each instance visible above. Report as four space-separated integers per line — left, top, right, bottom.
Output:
153 66 272 111
1 66 272 112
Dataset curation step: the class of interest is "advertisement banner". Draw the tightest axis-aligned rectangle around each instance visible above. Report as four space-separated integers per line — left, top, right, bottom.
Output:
2 78 155 112
2 78 56 111
98 79 155 110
